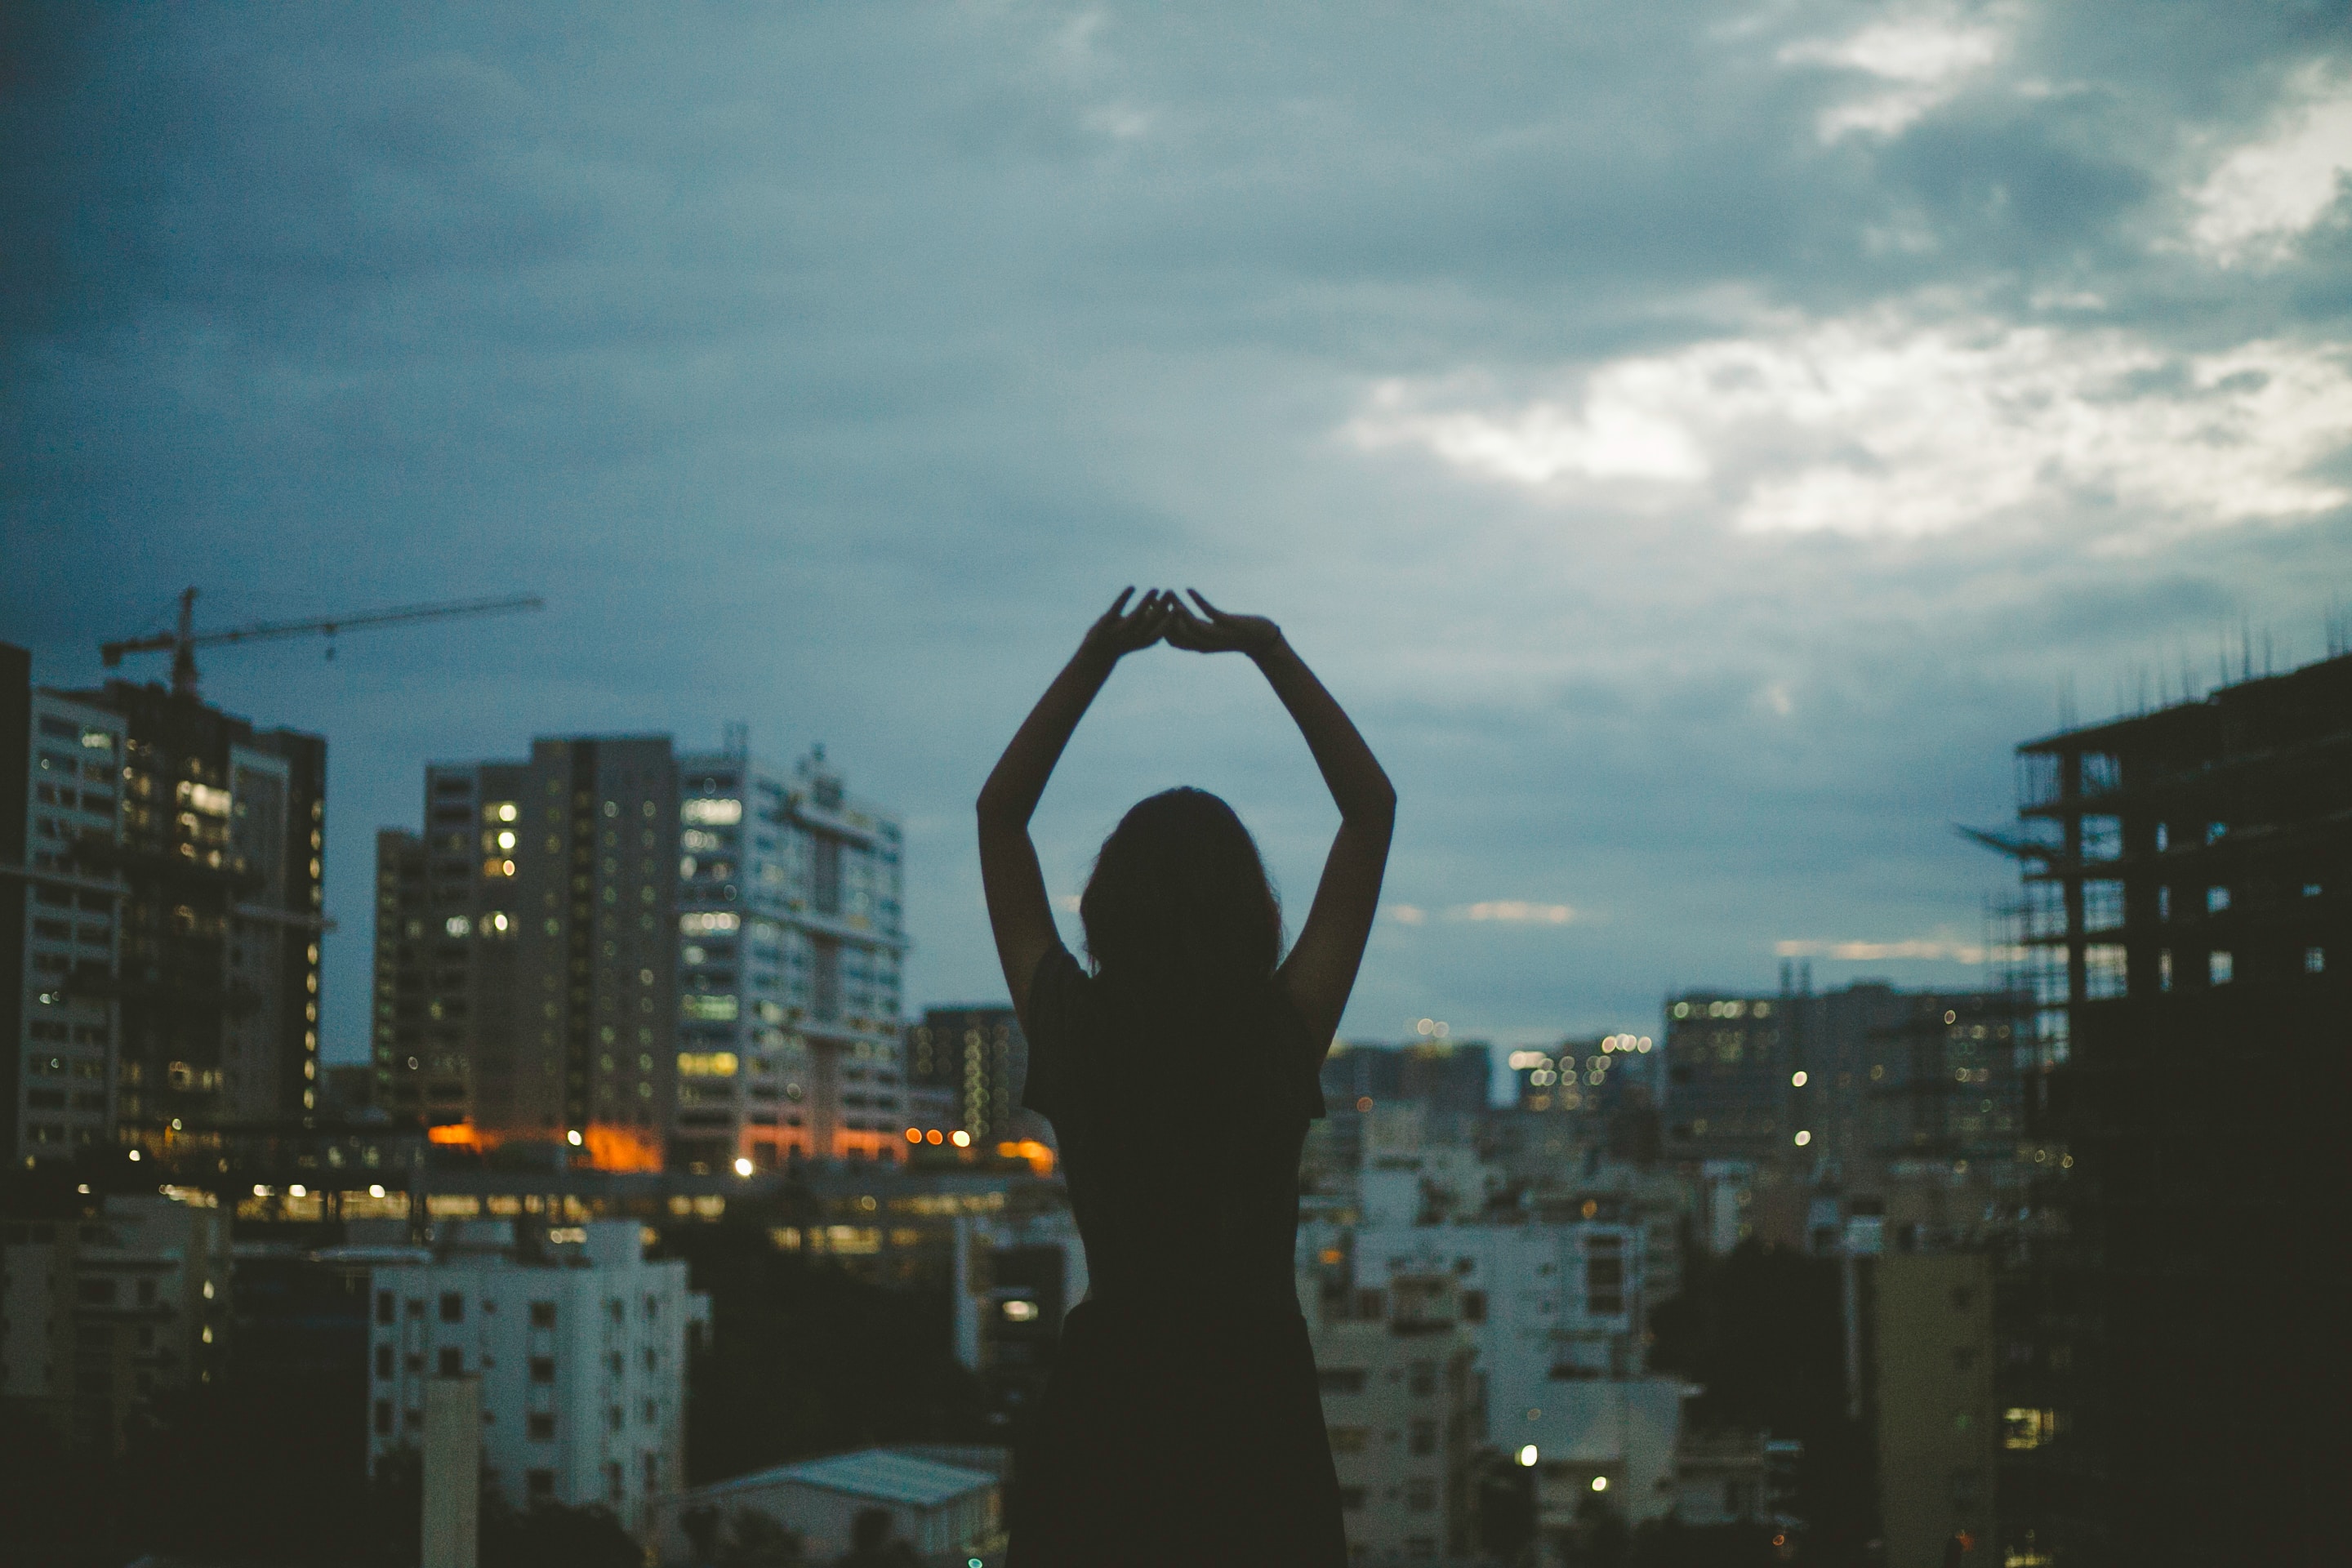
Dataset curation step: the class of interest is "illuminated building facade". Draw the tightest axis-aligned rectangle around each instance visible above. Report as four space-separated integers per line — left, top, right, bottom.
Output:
668 744 906 1171
365 1218 706 1536
1509 1033 1656 1118
373 736 903 1170
1993 649 2349 1566
6 647 127 1163
46 675 327 1155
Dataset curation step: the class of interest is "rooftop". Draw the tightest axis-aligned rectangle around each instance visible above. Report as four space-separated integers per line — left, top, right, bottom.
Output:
693 1448 996 1508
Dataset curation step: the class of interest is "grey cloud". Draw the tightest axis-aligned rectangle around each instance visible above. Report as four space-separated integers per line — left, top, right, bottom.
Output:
4 0 2346 1054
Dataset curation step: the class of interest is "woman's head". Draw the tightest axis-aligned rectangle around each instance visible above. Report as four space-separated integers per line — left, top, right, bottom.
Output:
1080 787 1281 996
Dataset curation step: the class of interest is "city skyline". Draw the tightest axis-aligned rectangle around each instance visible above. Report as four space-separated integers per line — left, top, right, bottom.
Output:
6 3 2345 1065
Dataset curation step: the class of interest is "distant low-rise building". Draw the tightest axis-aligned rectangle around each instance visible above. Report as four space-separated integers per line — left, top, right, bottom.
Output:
653 1447 1003 1563
1305 1265 1482 1564
0 1192 232 1450
1352 1217 1657 1448
364 1218 708 1535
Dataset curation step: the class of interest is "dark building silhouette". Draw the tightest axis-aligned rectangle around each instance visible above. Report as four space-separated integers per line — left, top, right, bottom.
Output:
1319 1038 1491 1119
373 737 680 1169
1995 650 2347 1566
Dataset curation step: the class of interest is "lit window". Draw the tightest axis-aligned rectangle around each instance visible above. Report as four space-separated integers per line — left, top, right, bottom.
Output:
445 916 471 938
677 1052 739 1078
680 911 740 935
2205 886 2230 914
2158 951 2172 991
2002 1407 2061 1450
2306 947 2327 974
2208 951 2234 986
681 996 739 1022
2080 816 2122 860
179 781 232 817
681 798 743 826
2084 944 2127 1000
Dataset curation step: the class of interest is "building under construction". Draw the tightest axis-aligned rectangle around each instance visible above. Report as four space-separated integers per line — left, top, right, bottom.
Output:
1993 649 2347 1567
5 639 328 1165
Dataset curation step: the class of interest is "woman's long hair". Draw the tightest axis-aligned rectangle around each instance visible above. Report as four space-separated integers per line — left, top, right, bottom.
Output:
1080 787 1282 1007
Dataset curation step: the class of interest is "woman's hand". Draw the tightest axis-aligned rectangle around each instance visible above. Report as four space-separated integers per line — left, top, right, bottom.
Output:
1077 587 1176 663
1165 589 1282 657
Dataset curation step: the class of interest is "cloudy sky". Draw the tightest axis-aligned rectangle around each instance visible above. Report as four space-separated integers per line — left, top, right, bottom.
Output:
6 1 2349 1067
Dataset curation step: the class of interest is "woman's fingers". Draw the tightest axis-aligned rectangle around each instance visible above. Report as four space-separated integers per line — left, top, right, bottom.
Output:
1106 586 1136 619
1164 599 1227 652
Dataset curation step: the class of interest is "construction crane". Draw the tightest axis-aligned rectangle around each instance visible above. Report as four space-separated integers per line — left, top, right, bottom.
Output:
102 586 545 698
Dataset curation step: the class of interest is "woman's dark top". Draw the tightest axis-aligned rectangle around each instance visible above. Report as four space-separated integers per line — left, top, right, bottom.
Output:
1006 944 1348 1567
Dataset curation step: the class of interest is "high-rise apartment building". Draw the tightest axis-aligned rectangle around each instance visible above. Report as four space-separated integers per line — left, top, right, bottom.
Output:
1663 980 2025 1179
906 1005 1027 1147
374 736 680 1169
6 647 127 1164
373 737 903 1169
88 679 327 1147
7 652 325 1160
668 745 905 1169
1995 649 2348 1566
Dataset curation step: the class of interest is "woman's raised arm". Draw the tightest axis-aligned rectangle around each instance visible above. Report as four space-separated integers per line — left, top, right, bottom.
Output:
1167 591 1395 1053
978 590 1174 1022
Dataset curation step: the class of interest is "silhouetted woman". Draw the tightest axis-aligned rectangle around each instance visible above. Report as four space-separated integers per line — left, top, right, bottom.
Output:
979 589 1395 1566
